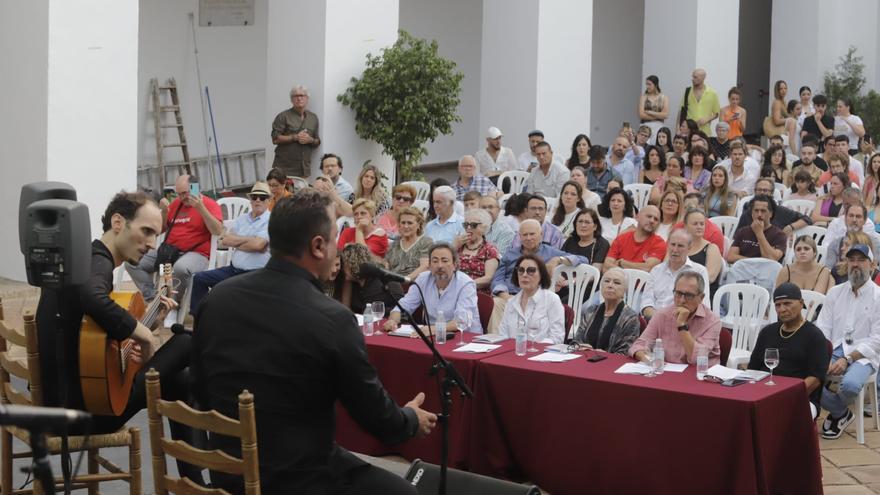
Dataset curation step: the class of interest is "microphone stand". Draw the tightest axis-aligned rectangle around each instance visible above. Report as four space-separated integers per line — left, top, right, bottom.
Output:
26 428 56 495
380 282 473 495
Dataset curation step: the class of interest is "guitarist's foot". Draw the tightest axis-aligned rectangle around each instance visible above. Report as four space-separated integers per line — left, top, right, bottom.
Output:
171 323 193 335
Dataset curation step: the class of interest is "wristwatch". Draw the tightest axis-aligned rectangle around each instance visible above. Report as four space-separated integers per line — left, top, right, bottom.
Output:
846 355 854 365
677 324 689 332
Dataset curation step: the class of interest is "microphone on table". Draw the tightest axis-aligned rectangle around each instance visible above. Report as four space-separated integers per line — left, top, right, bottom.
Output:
0 403 91 432
359 263 411 284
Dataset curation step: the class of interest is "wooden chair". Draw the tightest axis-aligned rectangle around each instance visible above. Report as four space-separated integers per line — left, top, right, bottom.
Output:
0 300 141 495
146 369 259 495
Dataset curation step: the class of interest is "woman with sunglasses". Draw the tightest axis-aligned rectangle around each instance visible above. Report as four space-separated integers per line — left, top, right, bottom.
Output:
456 208 499 292
496 254 566 344
573 267 640 354
376 183 417 240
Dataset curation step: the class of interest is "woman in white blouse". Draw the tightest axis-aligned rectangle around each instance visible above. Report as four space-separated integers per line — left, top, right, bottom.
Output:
551 181 585 237
597 187 637 243
497 254 566 344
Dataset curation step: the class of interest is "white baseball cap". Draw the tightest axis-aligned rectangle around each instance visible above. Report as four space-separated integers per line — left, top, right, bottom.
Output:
487 127 503 139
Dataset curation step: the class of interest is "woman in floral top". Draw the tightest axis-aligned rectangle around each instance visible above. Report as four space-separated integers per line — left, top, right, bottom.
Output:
456 208 499 292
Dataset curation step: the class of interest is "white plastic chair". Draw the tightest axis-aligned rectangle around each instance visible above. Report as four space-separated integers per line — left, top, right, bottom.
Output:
551 264 601 336
735 195 753 219
623 269 652 311
336 216 354 239
401 181 431 201
412 200 429 216
815 244 827 265
709 215 740 240
287 176 309 192
773 183 786 202
723 258 782 295
217 197 251 224
855 373 880 444
793 225 828 246
499 193 512 211
498 171 530 194
544 197 558 218
624 183 652 211
712 284 770 368
766 289 825 323
782 199 815 217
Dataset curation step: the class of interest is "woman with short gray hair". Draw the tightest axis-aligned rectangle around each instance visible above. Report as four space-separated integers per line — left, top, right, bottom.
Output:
457 208 499 291
574 267 641 354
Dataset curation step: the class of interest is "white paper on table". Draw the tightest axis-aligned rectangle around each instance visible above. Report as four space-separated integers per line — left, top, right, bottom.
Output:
662 363 689 373
527 352 581 362
453 343 501 353
705 364 740 381
615 362 688 374
472 334 508 344
388 325 415 337
356 314 364 326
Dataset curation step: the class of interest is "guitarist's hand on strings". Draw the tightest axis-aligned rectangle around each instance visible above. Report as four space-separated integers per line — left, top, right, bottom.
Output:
152 295 179 330
130 323 161 364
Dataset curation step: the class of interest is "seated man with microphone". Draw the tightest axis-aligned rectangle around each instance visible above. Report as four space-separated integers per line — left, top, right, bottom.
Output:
382 242 483 335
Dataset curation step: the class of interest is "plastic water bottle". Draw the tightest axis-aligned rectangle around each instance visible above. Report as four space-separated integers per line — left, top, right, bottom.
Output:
696 344 709 381
363 303 374 337
652 338 665 375
515 325 527 356
435 310 447 344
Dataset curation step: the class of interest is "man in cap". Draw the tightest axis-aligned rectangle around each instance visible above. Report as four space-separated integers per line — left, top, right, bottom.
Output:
817 244 880 439
188 182 272 317
748 283 830 419
475 126 519 182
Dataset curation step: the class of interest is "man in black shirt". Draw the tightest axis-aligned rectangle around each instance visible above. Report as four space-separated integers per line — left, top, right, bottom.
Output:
736 178 813 236
193 190 437 494
748 283 829 417
35 191 203 479
801 94 835 151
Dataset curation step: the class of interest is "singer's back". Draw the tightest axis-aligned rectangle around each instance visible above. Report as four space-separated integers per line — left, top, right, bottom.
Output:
192 256 419 494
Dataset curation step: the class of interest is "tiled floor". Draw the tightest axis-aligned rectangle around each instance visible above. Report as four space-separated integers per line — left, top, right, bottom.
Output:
2 277 880 494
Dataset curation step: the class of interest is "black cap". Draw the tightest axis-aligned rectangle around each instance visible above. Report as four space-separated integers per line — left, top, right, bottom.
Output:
773 282 802 302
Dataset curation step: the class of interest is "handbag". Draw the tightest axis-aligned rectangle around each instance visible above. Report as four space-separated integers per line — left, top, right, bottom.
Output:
679 86 691 125
153 204 184 271
763 115 785 138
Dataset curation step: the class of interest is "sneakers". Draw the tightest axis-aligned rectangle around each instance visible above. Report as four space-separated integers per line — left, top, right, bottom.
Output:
822 409 856 439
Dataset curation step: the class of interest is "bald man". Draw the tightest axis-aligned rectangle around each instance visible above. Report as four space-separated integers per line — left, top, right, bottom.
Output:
603 205 667 273
678 68 721 135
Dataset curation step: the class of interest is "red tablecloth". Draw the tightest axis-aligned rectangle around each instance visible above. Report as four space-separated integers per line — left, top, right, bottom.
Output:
468 348 823 495
335 331 514 468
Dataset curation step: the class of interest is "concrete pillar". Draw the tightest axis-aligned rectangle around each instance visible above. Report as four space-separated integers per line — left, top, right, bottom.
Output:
0 0 139 280
265 0 397 186
479 0 592 157
643 0 739 136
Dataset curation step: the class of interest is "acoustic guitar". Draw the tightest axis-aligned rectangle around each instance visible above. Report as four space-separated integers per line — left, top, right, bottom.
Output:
79 264 172 416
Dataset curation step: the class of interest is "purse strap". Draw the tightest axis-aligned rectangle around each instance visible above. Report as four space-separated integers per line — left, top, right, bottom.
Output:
159 201 184 248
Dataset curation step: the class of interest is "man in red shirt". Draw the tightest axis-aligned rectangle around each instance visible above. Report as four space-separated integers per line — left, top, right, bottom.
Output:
603 205 667 272
127 175 223 310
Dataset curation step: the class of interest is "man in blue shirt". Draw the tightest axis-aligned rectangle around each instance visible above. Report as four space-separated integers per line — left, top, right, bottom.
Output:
319 153 353 199
586 145 622 199
425 185 464 243
383 242 481 334
189 182 271 315
607 136 636 185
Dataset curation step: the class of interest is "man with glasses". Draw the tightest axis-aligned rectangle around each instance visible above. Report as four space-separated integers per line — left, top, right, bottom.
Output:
425 186 464 243
188 182 272 318
509 195 564 250
817 244 880 439
453 155 498 200
735 178 812 236
640 229 710 320
271 84 321 177
629 270 722 366
823 202 880 270
480 195 515 255
319 153 353 199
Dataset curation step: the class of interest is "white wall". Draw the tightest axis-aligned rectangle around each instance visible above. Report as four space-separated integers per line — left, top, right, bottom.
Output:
590 0 641 146
695 0 739 117
0 2 50 280
536 0 592 151
769 0 821 93
399 0 483 163
816 0 879 95
139 0 268 183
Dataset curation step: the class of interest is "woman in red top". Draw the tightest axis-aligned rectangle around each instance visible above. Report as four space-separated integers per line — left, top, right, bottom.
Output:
456 208 499 292
337 198 388 259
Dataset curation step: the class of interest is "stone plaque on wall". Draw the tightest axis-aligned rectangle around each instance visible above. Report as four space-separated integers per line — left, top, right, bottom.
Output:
199 0 255 26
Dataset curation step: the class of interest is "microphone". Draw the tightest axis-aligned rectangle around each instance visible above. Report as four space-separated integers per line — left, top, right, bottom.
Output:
0 404 91 431
359 263 411 284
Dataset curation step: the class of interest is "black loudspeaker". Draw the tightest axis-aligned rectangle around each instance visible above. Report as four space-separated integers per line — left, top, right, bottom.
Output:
404 459 541 495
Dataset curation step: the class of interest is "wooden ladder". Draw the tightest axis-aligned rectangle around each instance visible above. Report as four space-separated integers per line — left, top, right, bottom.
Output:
151 77 192 189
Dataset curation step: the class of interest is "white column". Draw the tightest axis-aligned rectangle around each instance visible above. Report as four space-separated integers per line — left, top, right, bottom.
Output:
265 0 397 186
0 0 138 281
480 0 591 157
643 0 739 135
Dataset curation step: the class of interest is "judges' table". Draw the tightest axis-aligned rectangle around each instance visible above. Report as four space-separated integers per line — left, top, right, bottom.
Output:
336 332 514 469
469 349 822 495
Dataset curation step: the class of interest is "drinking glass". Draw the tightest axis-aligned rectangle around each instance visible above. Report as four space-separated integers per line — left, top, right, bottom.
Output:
644 347 656 378
764 348 780 386
527 320 539 353
372 302 385 335
454 309 471 346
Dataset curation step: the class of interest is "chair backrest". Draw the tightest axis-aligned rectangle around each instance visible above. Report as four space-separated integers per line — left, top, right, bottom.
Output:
146 369 260 495
712 283 769 351
624 183 653 211
336 216 354 236
0 308 42 409
719 328 732 367
498 171 530 194
401 181 431 201
544 197 558 218
723 258 782 295
773 183 786 202
551 264 601 335
801 289 825 322
412 200 429 216
287 176 309 193
563 304 574 341
793 225 828 246
815 244 827 265
734 195 753 218
781 198 815 217
476 292 493 334
709 215 740 240
623 269 652 311
217 197 251 223
498 193 512 212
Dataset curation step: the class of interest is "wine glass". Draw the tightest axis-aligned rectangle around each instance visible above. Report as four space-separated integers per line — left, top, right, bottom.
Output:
454 309 471 346
527 320 539 353
372 302 385 336
764 348 780 386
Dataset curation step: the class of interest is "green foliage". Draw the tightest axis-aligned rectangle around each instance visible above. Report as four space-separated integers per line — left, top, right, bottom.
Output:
338 30 464 182
823 46 880 139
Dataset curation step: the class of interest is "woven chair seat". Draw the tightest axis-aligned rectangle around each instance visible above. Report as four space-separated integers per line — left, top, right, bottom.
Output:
8 425 134 453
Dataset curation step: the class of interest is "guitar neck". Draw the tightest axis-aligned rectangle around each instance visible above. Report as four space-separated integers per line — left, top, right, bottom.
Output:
141 285 169 329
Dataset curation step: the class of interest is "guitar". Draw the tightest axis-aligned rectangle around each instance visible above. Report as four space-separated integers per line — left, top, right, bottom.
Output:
79 263 173 416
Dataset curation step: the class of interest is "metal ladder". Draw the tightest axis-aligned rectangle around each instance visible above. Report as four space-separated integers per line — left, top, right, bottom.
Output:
151 77 192 189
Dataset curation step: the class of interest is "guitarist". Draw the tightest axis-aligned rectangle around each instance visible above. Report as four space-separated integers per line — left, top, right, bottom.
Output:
36 190 204 482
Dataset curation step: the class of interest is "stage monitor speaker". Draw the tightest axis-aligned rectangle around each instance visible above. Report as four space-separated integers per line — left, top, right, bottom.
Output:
404 459 540 495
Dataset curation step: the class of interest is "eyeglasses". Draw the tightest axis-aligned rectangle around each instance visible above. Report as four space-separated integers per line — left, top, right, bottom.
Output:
463 222 481 230
527 206 546 212
394 195 413 202
576 219 594 226
249 195 269 202
673 290 698 301
517 266 538 275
